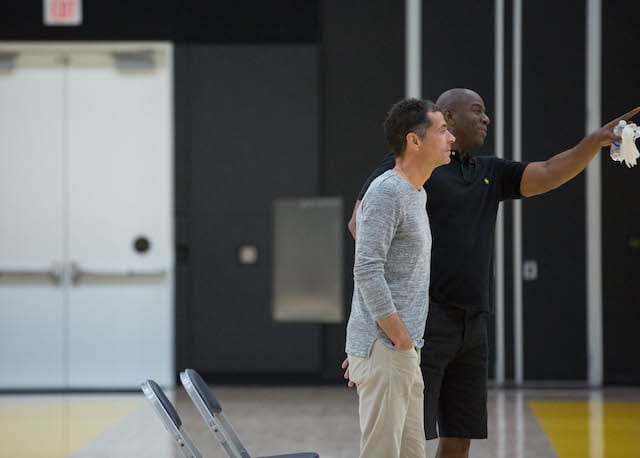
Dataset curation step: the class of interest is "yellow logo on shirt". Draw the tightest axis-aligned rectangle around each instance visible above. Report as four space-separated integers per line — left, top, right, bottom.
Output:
483 178 489 184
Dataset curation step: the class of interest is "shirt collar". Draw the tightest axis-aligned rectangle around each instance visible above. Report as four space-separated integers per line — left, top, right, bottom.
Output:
450 150 474 164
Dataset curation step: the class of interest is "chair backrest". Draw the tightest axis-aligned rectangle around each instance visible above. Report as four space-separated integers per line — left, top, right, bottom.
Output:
185 368 222 413
179 369 320 458
180 369 252 458
141 379 203 458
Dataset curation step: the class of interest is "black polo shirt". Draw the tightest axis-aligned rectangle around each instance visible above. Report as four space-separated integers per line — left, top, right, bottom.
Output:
357 152 528 313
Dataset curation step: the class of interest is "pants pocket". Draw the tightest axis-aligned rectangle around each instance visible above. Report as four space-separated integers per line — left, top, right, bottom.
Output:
380 344 419 400
348 354 370 386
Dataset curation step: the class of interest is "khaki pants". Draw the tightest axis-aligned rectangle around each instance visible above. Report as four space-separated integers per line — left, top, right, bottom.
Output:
348 339 426 458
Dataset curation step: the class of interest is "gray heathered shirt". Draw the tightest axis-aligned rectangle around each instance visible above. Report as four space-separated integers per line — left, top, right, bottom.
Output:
346 170 432 358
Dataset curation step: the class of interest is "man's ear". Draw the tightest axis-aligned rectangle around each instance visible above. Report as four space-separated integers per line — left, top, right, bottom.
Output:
406 132 420 149
443 109 455 125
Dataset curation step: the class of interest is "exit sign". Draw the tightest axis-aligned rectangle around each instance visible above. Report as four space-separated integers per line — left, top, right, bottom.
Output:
44 0 82 26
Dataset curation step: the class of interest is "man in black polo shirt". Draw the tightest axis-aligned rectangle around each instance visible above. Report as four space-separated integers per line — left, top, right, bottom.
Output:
342 88 640 458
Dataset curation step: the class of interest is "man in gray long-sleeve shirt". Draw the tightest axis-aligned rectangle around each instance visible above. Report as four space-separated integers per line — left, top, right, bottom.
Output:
346 98 455 458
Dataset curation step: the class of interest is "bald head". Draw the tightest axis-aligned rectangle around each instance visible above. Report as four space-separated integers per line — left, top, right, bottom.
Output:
436 88 483 111
435 88 490 152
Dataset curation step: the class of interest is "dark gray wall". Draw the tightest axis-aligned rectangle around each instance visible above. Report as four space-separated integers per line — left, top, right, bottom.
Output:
320 0 405 380
520 0 587 380
178 45 322 376
602 0 640 384
175 0 406 382
421 0 589 382
421 0 498 379
174 0 636 384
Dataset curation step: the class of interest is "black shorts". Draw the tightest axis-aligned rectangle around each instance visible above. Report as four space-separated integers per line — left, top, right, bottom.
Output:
421 302 489 440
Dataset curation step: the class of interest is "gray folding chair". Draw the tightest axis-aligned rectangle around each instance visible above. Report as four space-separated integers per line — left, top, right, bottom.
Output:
180 368 319 458
141 379 203 458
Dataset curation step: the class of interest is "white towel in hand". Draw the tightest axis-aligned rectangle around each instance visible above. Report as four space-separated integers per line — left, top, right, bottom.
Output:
620 123 640 168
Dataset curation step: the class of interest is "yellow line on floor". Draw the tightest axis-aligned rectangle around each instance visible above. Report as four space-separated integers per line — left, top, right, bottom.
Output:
529 400 640 458
0 396 141 458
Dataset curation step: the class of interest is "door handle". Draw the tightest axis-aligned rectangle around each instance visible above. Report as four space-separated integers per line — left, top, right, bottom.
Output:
0 262 63 284
68 262 166 285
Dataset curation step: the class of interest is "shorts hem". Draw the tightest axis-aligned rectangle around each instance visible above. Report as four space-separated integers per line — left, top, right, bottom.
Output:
436 432 488 440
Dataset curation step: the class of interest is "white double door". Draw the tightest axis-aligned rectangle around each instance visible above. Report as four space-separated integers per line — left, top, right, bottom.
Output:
0 44 173 388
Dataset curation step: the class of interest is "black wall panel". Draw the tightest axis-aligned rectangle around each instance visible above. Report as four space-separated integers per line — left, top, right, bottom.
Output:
521 0 587 380
421 0 497 378
602 0 640 384
320 0 405 379
184 45 321 375
421 0 495 158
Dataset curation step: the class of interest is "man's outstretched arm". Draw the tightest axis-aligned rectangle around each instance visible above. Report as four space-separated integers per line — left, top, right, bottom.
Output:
520 106 640 197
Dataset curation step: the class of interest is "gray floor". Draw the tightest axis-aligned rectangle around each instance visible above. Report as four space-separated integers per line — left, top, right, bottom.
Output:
67 386 576 458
